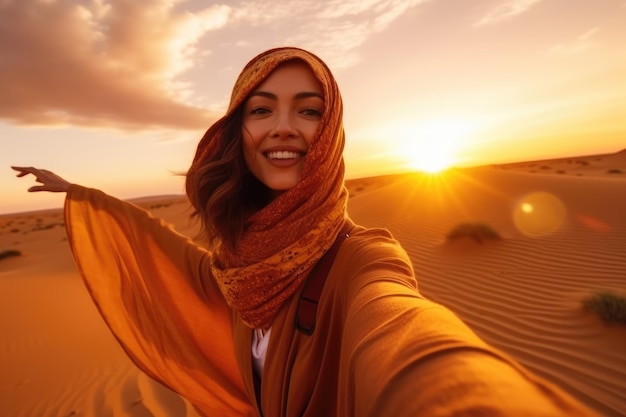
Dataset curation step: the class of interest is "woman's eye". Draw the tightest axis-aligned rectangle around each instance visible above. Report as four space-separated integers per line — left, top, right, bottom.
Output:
251 106 270 115
301 108 322 117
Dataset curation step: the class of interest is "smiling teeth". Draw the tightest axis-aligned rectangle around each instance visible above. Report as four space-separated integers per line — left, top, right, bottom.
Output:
267 151 300 159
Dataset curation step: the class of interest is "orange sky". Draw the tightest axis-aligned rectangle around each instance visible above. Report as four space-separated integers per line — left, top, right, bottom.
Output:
1 0 625 214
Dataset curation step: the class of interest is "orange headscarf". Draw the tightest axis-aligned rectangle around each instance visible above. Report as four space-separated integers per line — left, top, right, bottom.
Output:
195 47 348 329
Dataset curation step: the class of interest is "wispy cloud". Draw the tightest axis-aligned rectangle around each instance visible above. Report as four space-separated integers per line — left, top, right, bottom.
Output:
551 28 600 55
231 0 429 69
0 0 229 129
475 0 543 26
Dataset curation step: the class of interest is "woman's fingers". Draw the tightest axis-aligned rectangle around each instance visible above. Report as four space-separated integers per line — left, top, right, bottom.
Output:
12 166 45 183
11 166 34 177
11 166 72 193
11 166 46 179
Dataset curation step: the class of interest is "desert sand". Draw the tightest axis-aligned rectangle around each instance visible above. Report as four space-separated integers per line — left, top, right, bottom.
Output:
1 150 625 416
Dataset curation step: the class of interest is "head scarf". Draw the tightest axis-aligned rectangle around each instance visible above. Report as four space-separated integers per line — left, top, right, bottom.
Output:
195 47 348 329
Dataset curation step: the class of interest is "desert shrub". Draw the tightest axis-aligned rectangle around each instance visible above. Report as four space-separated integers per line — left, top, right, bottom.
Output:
607 169 622 174
0 249 22 260
446 222 501 244
540 165 551 170
582 290 626 325
31 222 64 232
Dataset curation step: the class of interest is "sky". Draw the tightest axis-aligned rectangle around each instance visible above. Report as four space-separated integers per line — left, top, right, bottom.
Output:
1 0 625 214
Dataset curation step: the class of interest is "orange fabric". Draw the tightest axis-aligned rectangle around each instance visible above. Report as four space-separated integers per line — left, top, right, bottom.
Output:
190 47 348 329
64 185 255 417
65 187 599 416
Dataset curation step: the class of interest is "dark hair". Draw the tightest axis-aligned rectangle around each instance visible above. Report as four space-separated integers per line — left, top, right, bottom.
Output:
185 107 272 251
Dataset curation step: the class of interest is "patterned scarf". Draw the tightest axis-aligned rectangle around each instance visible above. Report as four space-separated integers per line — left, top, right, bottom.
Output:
197 47 348 329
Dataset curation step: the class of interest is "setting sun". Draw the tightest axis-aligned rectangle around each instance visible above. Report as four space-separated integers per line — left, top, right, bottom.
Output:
399 119 477 173
409 147 455 174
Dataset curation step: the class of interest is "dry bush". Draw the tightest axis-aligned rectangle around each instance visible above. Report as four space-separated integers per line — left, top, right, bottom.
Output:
446 222 502 244
0 249 22 260
582 291 626 325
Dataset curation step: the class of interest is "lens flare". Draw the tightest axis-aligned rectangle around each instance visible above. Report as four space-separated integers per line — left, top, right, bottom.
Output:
513 192 567 237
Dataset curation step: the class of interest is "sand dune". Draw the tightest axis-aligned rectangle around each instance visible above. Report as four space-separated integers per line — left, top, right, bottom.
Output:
348 167 626 416
1 151 625 416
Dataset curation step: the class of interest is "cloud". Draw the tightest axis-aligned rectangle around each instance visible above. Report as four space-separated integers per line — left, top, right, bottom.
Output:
475 0 543 26
230 0 429 69
0 0 427 130
0 0 229 129
550 28 600 55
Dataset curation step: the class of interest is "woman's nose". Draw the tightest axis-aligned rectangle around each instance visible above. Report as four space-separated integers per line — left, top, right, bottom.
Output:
270 113 297 139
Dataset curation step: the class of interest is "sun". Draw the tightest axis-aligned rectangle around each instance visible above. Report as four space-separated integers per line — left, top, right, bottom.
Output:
402 119 475 174
408 146 455 174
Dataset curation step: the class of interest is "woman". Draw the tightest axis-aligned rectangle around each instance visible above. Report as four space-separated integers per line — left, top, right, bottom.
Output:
13 47 597 416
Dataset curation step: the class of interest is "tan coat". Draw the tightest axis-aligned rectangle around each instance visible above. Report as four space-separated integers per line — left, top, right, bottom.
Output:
65 185 597 416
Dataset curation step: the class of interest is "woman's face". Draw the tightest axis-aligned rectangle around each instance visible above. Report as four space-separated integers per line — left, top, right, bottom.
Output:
242 61 324 196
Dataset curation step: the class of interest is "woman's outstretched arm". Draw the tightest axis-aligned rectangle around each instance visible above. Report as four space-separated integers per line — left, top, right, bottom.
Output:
12 166 72 193
14 165 254 415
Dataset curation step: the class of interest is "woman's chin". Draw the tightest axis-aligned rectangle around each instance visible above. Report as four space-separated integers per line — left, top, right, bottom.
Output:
265 179 299 198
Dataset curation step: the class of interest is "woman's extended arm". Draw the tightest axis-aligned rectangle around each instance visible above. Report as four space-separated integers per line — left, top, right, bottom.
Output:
337 228 597 416
14 166 254 415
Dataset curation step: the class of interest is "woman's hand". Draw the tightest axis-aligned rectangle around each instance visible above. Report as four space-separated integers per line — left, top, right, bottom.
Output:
12 166 72 193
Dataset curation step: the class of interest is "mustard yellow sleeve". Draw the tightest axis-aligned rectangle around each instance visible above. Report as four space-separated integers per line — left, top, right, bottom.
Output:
64 185 254 416
338 228 598 417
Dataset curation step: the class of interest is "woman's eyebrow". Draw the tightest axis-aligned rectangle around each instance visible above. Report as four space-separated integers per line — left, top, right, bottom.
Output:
248 91 324 100
295 92 324 100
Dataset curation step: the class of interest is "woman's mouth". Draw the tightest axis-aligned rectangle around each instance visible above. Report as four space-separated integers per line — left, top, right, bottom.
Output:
266 150 303 160
263 150 306 167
